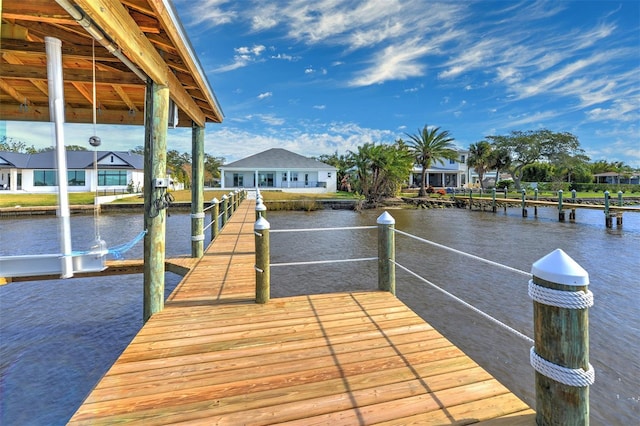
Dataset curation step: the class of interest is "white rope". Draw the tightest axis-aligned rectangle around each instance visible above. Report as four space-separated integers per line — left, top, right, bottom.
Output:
271 257 377 268
254 265 263 273
528 280 594 309
393 229 531 277
190 234 204 242
271 226 377 233
530 347 595 387
203 204 215 212
393 260 534 345
190 212 205 219
203 221 214 232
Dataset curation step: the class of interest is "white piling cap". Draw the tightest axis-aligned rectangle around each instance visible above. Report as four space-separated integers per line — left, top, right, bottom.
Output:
221 194 228 200
377 211 395 225
256 202 266 211
211 197 219 204
531 249 589 286
254 216 270 230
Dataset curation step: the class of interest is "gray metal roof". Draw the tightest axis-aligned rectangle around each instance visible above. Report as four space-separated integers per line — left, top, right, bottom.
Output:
223 148 335 170
0 151 143 170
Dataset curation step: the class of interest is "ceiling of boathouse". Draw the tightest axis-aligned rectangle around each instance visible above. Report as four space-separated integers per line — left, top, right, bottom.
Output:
0 0 223 127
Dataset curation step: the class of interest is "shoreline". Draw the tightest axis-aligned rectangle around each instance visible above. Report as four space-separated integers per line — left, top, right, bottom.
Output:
1 196 638 217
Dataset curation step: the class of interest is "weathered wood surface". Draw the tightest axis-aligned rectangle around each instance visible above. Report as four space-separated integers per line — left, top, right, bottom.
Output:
69 200 533 425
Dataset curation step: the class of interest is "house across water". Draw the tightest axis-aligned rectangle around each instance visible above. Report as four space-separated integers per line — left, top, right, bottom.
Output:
0 150 143 193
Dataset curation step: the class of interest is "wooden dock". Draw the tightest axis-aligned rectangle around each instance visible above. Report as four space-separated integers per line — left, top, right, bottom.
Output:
69 200 534 425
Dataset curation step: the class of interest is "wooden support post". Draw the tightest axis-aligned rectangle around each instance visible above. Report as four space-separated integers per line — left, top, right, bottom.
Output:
221 194 228 228
534 188 538 217
491 188 497 213
256 199 267 220
604 191 611 228
191 123 205 258
377 211 396 296
570 209 576 222
254 217 270 304
210 198 219 241
521 189 528 217
469 190 473 210
616 214 623 227
143 80 169 323
530 249 593 425
558 190 565 222
503 188 507 212
228 191 235 216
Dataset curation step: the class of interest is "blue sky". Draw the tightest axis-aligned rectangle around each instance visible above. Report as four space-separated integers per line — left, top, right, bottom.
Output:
3 0 640 166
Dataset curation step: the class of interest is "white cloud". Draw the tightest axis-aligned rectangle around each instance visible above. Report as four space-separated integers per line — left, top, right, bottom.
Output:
349 39 431 86
313 105 326 110
214 45 266 72
257 92 272 100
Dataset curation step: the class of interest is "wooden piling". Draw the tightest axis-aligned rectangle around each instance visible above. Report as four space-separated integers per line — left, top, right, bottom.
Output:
531 249 593 425
558 190 565 222
521 189 528 217
254 217 270 304
210 198 219 241
377 211 396 296
143 79 169 323
221 194 228 228
604 191 611 228
190 124 204 258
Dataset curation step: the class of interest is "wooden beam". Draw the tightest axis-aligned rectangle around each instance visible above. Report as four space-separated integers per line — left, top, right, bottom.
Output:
0 79 30 104
73 0 206 126
0 103 144 125
148 0 223 123
1 64 143 85
1 39 121 63
113 85 138 112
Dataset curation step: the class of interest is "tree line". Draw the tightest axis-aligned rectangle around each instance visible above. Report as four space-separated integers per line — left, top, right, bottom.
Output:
3 127 637 201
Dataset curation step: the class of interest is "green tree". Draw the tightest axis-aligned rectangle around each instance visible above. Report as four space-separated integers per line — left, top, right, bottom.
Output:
486 130 584 190
204 153 224 187
348 141 412 204
467 141 493 189
0 136 36 153
315 151 352 189
166 149 191 188
489 147 511 187
405 125 458 197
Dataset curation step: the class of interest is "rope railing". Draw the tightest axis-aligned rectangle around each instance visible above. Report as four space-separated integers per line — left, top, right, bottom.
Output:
392 260 534 345
254 208 593 422
393 228 531 277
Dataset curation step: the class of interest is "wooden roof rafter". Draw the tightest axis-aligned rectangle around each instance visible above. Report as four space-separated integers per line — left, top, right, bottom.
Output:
0 0 223 127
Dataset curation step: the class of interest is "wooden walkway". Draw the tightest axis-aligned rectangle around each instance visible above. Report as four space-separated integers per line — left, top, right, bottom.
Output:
69 200 534 425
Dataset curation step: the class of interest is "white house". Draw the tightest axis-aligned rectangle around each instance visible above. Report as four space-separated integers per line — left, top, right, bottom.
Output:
0 150 144 193
220 148 337 193
409 150 470 189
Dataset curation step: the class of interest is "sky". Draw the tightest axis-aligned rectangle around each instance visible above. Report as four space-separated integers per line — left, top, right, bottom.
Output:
3 0 640 166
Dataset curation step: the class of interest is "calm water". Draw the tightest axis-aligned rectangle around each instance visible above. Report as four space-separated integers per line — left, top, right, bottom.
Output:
1 206 638 425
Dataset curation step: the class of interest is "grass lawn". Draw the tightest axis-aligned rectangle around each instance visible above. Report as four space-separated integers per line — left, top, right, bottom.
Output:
0 190 359 208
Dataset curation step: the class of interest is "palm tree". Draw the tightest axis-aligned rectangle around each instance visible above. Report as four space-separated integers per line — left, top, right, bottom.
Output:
406 125 458 197
467 141 492 189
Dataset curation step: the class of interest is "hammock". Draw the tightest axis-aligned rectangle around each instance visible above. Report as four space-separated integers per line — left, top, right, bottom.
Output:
106 230 147 259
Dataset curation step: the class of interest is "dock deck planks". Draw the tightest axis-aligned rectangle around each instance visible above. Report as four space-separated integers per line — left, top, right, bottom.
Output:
69 199 534 425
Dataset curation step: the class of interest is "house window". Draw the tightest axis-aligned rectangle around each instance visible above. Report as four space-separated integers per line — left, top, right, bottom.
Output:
449 159 456 164
291 172 298 182
460 155 466 163
233 173 243 187
328 172 332 178
67 170 86 186
34 170 57 186
282 172 287 182
98 170 127 186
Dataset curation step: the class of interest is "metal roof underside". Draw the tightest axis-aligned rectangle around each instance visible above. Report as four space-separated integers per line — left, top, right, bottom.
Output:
1 0 223 128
